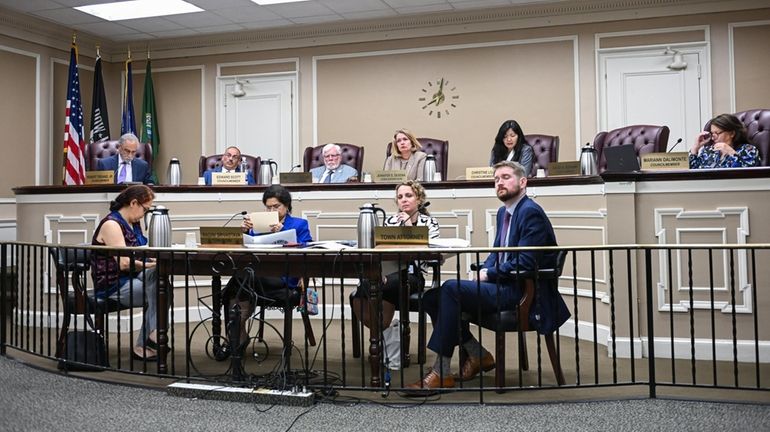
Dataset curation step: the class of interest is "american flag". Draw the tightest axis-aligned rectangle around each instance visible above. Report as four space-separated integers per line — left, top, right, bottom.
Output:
63 42 87 185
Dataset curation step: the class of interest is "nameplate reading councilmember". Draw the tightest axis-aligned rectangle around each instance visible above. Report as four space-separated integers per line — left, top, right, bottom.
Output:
212 172 247 185
373 170 408 183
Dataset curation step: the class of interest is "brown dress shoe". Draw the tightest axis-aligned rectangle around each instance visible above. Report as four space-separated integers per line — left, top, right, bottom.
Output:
406 369 456 392
454 352 495 381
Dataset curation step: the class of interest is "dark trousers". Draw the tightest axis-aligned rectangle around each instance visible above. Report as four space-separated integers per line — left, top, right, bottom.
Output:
423 279 522 357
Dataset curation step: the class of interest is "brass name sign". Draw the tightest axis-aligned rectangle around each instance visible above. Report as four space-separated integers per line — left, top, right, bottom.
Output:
466 167 494 180
85 170 115 185
373 170 407 183
640 152 689 171
374 226 429 247
212 172 246 185
548 161 581 177
280 172 312 184
199 227 243 246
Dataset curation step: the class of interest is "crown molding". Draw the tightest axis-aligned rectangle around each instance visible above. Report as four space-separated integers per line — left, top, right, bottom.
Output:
1 0 767 62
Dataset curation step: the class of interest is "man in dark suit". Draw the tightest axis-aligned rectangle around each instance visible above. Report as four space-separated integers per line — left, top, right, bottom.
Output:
96 133 154 184
203 145 256 185
407 160 570 392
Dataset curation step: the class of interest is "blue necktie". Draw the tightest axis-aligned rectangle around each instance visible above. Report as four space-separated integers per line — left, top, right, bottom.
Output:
117 162 127 183
324 170 333 183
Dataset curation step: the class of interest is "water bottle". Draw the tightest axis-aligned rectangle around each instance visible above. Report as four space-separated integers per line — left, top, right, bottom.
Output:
356 203 386 249
167 158 181 186
423 155 437 182
148 205 171 247
240 156 247 174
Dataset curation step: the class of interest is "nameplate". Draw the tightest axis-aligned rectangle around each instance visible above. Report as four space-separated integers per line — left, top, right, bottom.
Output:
199 227 243 246
373 170 407 183
280 172 312 184
465 167 494 180
548 161 581 177
85 170 114 185
212 172 246 185
374 226 429 247
640 152 689 171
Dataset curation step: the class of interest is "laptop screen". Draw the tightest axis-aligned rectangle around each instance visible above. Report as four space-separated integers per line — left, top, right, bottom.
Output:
604 144 640 172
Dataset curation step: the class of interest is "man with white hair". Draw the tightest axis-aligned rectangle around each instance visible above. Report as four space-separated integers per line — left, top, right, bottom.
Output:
310 143 358 183
96 133 154 184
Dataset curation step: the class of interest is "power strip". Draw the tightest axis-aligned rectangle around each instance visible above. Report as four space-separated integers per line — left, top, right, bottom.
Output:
167 382 314 407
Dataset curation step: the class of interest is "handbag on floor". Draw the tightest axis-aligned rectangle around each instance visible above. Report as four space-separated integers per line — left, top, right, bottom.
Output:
59 313 109 372
382 318 401 370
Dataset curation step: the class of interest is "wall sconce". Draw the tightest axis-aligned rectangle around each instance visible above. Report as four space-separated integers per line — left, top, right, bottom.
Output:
664 47 688 70
231 79 246 97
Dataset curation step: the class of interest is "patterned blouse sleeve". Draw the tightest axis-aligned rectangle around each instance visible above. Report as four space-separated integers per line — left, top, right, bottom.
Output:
728 144 760 167
426 216 440 239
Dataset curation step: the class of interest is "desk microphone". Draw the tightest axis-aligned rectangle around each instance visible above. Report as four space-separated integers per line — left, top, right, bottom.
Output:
667 138 683 152
289 164 302 172
223 211 247 227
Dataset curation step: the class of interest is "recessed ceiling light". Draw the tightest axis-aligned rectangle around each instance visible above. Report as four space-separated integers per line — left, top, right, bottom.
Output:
251 0 310 5
75 0 203 21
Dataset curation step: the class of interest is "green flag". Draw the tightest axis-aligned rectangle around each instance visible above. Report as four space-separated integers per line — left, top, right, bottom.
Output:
140 59 159 182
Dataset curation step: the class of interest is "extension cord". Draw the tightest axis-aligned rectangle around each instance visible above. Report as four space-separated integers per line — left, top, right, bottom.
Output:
167 382 314 407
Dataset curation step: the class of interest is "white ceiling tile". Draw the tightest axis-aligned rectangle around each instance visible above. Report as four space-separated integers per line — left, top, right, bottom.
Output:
0 0 60 12
51 0 109 6
73 21 136 37
185 0 253 9
264 2 336 19
212 5 283 23
150 28 201 38
31 7 103 25
195 23 246 34
320 0 391 14
163 11 234 27
239 19 294 30
118 17 186 33
110 32 156 41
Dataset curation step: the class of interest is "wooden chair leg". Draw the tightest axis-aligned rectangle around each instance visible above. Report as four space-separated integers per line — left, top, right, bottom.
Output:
518 331 529 371
301 310 316 346
495 330 506 392
544 333 565 386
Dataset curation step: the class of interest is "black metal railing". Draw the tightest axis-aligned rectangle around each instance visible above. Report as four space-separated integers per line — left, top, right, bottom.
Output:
0 241 767 402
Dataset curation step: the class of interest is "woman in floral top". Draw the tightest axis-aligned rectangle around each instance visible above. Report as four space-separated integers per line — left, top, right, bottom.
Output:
689 113 759 168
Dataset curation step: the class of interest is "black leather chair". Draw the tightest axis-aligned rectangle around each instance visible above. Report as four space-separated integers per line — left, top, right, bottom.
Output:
303 143 364 178
593 125 669 173
525 134 559 177
198 154 260 181
86 140 153 171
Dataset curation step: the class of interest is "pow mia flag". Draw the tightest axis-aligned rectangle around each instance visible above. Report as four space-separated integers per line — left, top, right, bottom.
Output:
89 53 110 143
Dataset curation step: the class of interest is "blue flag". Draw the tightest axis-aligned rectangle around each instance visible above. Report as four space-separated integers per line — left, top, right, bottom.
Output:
121 57 136 135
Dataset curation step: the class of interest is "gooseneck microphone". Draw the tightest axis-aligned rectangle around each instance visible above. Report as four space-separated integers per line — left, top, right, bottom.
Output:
289 164 302 172
667 138 684 152
223 210 247 227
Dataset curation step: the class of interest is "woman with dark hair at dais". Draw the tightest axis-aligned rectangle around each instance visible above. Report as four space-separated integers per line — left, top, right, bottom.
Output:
690 113 759 169
489 119 534 177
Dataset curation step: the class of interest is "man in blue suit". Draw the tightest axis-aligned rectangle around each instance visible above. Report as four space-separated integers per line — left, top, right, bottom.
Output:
96 133 154 184
309 143 358 183
407 160 570 391
203 145 256 185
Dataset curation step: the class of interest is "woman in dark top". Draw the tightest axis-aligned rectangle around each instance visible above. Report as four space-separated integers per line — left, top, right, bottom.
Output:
689 113 759 168
91 185 158 360
489 119 534 177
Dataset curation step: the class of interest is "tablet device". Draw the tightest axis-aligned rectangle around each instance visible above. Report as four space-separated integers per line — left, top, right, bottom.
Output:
604 144 640 172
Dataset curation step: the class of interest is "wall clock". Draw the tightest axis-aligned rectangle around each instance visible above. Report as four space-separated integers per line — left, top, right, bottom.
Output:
418 78 459 119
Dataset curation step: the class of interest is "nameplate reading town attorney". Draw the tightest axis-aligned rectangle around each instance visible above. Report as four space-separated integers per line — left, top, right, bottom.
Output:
280 172 312 184
199 227 243 246
465 166 495 180
373 170 407 183
85 170 115 185
640 152 689 171
211 172 246 185
547 161 582 177
374 226 429 247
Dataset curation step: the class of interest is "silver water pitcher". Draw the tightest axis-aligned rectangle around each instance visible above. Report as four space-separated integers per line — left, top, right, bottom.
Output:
423 154 437 182
356 203 386 249
148 205 172 247
167 158 181 186
579 143 598 176
259 159 278 185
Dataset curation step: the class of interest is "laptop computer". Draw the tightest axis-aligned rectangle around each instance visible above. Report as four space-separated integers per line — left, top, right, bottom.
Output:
603 144 640 172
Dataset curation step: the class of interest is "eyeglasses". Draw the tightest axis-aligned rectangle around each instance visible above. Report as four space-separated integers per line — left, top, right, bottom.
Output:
710 129 725 138
265 203 283 211
223 153 241 160
323 153 341 159
139 203 152 214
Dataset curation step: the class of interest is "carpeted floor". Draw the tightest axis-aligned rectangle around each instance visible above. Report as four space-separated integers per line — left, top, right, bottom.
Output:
1 355 768 432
